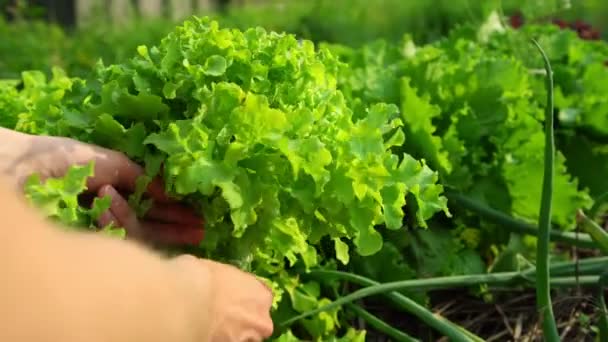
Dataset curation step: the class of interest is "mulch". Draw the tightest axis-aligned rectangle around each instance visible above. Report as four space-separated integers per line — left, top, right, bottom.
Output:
359 286 605 341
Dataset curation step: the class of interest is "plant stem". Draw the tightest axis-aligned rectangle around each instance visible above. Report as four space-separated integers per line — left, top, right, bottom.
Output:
599 290 608 342
307 270 600 293
445 191 596 249
346 303 420 342
319 270 518 290
577 210 608 254
532 38 560 342
590 191 608 219
545 256 608 277
545 276 598 286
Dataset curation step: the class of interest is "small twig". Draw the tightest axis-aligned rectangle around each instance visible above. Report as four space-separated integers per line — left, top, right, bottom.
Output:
514 313 523 339
558 307 578 340
486 328 511 342
495 304 514 337
459 313 490 335
434 300 457 316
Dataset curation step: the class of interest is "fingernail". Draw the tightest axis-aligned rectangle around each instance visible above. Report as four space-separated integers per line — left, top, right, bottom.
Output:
98 210 117 227
98 184 117 199
105 185 120 198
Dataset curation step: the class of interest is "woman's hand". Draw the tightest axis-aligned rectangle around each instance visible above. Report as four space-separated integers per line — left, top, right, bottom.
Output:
0 175 274 342
171 255 275 341
0 128 203 246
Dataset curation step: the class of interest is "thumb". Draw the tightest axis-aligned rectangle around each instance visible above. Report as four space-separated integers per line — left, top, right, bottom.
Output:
87 148 171 203
85 149 144 193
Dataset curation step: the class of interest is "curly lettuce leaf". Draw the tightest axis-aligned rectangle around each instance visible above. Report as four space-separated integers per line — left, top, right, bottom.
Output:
23 161 125 237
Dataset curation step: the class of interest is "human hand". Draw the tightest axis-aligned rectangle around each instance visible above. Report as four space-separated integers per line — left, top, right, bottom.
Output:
0 128 203 246
170 255 275 342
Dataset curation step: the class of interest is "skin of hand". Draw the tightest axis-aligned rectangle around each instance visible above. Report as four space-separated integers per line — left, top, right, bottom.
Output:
0 176 274 342
0 127 203 246
0 127 275 340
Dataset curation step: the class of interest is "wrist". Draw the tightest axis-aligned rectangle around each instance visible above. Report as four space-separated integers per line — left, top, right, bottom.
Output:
167 256 214 342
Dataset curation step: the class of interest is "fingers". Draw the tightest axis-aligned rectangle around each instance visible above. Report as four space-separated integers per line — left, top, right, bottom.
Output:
86 151 144 194
139 221 204 246
146 177 173 203
213 315 274 342
34 137 170 202
238 315 274 341
97 185 143 239
97 185 203 246
200 259 275 341
86 148 172 203
145 203 203 226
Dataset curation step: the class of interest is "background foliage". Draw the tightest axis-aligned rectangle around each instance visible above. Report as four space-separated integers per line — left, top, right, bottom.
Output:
1 0 608 341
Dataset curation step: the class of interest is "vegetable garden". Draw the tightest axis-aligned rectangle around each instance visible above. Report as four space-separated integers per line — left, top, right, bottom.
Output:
1 0 608 340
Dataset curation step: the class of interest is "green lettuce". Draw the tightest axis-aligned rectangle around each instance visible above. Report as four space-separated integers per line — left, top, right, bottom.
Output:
4 17 447 340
